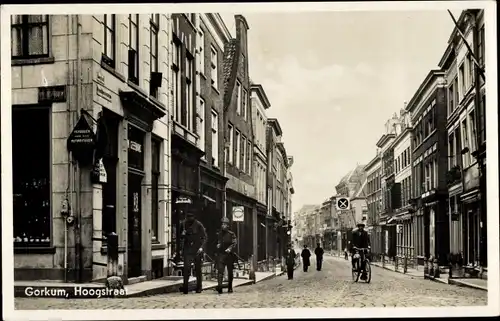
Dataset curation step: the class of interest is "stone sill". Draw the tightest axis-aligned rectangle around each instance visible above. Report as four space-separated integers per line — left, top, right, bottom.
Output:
14 246 56 254
12 56 55 66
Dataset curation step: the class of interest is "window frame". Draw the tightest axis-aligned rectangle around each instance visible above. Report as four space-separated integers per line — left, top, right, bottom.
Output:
128 14 140 84
228 123 234 164
242 88 248 121
185 52 195 131
198 98 206 158
172 37 182 123
103 14 116 68
150 14 160 97
199 28 205 76
11 15 50 59
235 130 241 168
210 45 218 89
211 109 219 167
236 81 241 115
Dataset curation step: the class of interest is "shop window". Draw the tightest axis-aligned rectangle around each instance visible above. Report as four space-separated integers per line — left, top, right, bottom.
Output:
13 106 50 246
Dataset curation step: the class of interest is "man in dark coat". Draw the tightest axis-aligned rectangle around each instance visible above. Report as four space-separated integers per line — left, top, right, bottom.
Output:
179 212 207 294
300 245 311 272
285 244 297 280
314 243 324 271
351 221 371 280
216 217 237 294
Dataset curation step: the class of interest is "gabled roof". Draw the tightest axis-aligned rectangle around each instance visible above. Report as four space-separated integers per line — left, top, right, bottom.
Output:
222 39 238 107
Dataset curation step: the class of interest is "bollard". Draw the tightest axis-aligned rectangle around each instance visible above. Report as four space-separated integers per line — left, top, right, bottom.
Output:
423 257 428 278
433 258 440 278
403 256 408 274
428 256 434 278
107 232 119 277
394 256 399 271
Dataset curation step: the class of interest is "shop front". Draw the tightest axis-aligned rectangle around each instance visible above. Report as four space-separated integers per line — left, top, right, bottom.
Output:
226 189 256 261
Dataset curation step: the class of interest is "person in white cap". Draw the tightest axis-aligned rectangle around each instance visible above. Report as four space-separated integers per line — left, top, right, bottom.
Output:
216 217 237 294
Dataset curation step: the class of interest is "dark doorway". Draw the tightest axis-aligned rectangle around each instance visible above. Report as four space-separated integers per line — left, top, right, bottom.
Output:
127 173 143 277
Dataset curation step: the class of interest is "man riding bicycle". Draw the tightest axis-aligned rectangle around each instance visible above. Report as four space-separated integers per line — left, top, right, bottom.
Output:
351 221 371 281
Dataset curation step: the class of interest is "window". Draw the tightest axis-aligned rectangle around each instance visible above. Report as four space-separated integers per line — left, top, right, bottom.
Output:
103 14 116 67
11 15 49 58
448 133 455 170
13 107 51 247
478 25 485 66
242 89 248 121
467 54 474 89
469 110 477 153
479 94 486 143
210 46 218 89
433 158 438 190
199 29 205 75
448 82 455 115
151 138 161 242
454 78 459 107
228 123 234 164
128 14 139 84
235 130 241 168
211 109 219 167
186 54 194 131
461 119 470 168
247 141 252 175
459 63 465 99
242 136 247 172
150 14 159 97
236 81 241 115
172 39 181 123
198 99 206 156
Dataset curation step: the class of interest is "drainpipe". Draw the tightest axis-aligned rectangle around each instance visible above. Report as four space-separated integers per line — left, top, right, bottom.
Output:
74 14 83 283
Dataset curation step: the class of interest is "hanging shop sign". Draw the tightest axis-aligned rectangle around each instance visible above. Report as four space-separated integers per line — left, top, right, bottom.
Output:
67 114 97 165
38 86 67 103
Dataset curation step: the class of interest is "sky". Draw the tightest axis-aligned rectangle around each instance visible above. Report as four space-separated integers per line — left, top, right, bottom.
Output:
220 10 459 213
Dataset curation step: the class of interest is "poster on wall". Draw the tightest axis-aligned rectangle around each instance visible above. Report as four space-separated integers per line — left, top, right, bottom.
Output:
430 209 435 256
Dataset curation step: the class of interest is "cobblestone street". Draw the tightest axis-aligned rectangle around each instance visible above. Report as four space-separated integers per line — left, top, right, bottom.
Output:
15 256 487 309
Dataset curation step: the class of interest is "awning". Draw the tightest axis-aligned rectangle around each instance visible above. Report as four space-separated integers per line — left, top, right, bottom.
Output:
202 194 216 203
460 188 481 203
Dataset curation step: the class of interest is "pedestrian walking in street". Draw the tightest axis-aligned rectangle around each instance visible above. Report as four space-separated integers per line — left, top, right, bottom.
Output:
215 217 237 294
301 245 311 272
315 243 324 271
344 241 351 260
351 221 371 281
286 244 297 280
179 212 207 294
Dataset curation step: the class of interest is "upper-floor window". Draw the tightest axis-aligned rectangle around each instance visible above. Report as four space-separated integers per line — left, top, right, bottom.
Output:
103 14 116 68
150 14 160 97
242 89 248 121
448 132 455 170
235 130 241 168
241 136 247 172
479 94 486 143
247 141 252 175
198 98 206 157
186 53 195 131
461 118 470 168
198 29 205 76
11 15 49 59
228 123 234 164
128 14 139 84
172 38 181 123
211 109 219 167
448 81 455 116
459 63 465 99
467 53 474 89
478 25 485 67
236 81 242 115
210 46 218 89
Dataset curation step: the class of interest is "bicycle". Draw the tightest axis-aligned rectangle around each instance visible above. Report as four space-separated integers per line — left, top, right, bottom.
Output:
351 247 371 283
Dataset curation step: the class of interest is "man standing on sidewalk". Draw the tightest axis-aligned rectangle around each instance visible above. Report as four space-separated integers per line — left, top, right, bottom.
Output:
315 243 324 271
216 217 237 294
301 245 311 272
179 212 207 294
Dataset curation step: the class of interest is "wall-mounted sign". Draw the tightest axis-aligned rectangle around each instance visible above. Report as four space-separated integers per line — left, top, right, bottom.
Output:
38 86 66 103
97 85 112 102
175 197 192 204
96 71 105 86
91 159 108 184
67 114 96 165
128 141 142 153
232 206 244 222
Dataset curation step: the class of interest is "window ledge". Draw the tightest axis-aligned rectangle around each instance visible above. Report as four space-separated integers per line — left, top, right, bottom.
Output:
127 80 149 98
100 246 127 255
12 56 55 66
101 61 126 82
211 86 220 95
14 246 56 254
152 243 167 250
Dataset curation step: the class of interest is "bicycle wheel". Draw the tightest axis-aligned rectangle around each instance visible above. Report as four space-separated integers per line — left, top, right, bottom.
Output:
365 260 371 283
352 260 360 282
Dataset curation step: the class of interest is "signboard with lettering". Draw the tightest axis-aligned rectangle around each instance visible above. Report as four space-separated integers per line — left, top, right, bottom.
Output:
232 206 244 222
127 126 145 170
38 86 67 103
67 114 96 165
175 197 192 204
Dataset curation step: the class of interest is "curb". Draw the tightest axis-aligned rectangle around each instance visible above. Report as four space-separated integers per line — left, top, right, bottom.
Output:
448 278 488 292
370 262 424 278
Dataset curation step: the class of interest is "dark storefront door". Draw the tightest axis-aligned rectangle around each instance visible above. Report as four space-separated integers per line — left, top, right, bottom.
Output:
128 173 143 277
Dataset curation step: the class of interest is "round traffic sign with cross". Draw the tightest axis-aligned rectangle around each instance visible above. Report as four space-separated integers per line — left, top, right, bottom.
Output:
337 197 350 210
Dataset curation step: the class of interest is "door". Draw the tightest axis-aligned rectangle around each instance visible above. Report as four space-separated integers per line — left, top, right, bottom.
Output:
127 173 143 277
